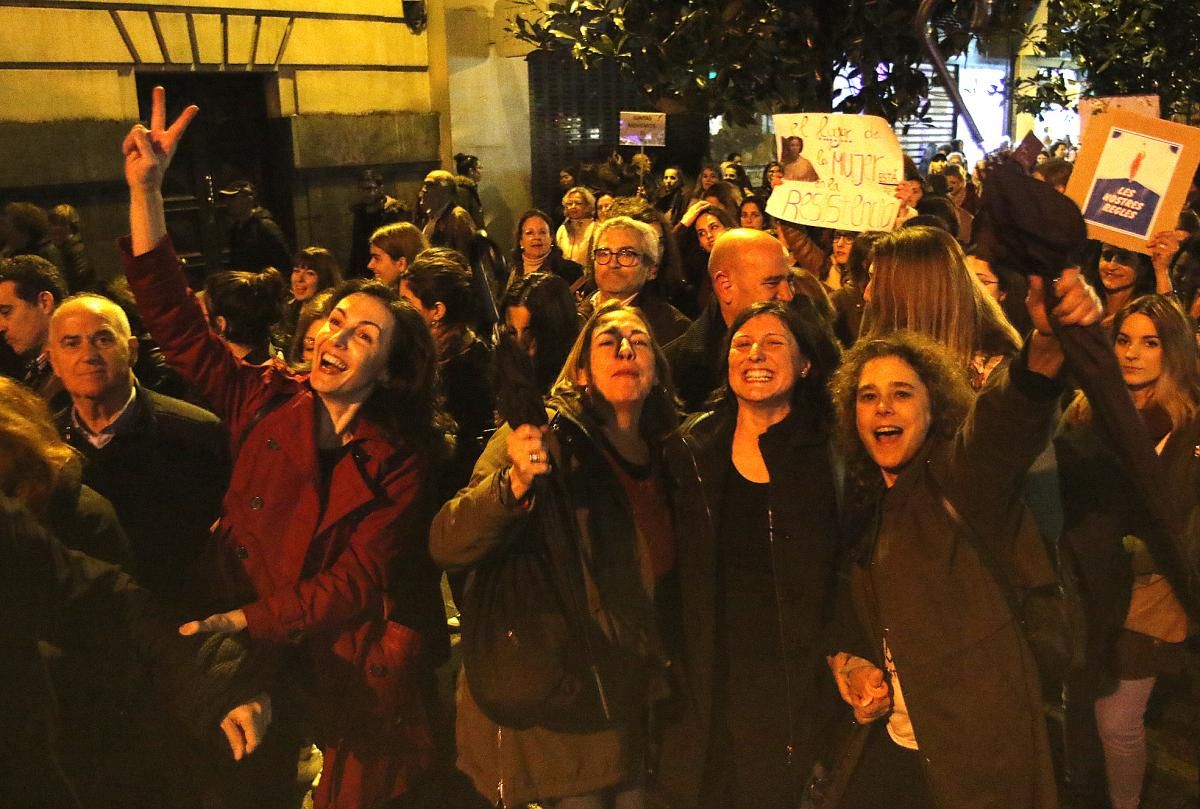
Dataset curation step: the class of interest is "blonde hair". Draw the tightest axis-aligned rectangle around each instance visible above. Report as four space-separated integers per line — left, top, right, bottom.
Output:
562 186 596 217
864 226 1021 373
0 377 76 516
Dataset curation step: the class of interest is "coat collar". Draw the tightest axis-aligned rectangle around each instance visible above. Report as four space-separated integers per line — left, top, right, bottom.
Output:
275 389 400 541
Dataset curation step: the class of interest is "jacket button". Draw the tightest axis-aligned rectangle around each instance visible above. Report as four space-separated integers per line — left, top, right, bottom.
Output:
250 496 264 510
266 437 280 450
369 664 387 677
235 545 249 559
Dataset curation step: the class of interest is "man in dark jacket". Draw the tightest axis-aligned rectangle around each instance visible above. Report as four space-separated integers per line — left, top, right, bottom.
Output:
0 496 271 809
48 203 96 293
349 169 408 278
0 253 69 409
49 293 230 603
665 229 794 411
220 180 292 273
420 169 478 256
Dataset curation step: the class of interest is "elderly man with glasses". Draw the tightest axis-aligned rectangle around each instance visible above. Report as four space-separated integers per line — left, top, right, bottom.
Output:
578 215 691 346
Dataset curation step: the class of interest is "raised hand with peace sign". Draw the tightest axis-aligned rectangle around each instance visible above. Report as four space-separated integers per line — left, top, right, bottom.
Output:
123 86 198 255
123 85 197 192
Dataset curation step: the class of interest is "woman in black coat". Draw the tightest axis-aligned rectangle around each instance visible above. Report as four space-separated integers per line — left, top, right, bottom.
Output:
0 497 270 809
657 300 844 809
398 247 497 494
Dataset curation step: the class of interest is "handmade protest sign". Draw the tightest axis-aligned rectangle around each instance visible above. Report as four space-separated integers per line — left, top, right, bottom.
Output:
767 113 903 232
619 112 667 148
1067 110 1200 253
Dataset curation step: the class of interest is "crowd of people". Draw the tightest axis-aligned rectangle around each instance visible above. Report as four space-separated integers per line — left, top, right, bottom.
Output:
1 87 1197 809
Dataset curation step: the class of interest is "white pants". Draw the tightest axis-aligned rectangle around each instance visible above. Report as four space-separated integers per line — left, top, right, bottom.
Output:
1094 676 1157 809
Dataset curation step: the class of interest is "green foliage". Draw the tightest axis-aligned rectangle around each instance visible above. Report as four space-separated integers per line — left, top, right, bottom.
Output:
510 0 1012 126
1012 0 1200 120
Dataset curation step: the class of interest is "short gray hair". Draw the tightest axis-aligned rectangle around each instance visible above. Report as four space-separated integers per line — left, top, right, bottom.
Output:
593 216 661 268
51 293 133 340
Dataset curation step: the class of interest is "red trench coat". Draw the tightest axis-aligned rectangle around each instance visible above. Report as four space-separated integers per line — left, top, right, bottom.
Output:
123 237 442 808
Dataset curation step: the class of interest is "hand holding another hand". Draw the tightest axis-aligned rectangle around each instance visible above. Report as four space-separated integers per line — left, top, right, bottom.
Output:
829 654 892 725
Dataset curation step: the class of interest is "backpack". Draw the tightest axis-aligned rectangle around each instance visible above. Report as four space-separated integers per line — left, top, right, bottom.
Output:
459 416 647 733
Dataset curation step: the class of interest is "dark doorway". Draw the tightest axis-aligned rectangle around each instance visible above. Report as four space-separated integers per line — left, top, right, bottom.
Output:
526 50 709 216
134 73 294 287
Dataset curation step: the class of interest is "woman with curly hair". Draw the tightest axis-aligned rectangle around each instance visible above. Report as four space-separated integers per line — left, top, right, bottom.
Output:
557 186 599 271
824 268 1102 809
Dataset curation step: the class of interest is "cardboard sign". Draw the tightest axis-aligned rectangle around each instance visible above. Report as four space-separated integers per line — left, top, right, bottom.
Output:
767 113 903 232
619 111 667 148
1078 95 1160 141
1067 110 1200 253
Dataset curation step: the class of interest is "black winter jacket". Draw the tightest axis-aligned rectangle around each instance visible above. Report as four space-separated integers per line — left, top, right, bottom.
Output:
656 403 843 807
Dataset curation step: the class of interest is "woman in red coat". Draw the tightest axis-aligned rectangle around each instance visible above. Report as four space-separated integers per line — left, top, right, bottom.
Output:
121 87 451 809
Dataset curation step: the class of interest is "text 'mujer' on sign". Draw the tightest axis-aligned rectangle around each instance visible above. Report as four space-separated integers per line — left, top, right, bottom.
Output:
766 113 904 233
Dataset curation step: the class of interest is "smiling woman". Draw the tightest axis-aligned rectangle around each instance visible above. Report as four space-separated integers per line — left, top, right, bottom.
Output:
822 266 1102 809
430 301 679 808
118 87 452 809
655 299 844 809
510 208 584 291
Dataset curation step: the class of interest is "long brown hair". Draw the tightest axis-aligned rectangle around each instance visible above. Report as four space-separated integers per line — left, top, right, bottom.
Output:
1067 294 1200 429
0 377 76 517
863 226 1021 373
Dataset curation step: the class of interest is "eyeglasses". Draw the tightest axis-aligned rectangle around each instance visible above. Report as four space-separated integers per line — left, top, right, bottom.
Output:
593 247 643 267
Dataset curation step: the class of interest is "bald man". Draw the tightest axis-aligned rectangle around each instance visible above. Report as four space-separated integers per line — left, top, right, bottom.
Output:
665 228 794 411
49 294 229 602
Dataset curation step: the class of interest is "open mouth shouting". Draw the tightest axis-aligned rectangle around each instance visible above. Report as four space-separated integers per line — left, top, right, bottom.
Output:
318 352 349 375
854 356 933 487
